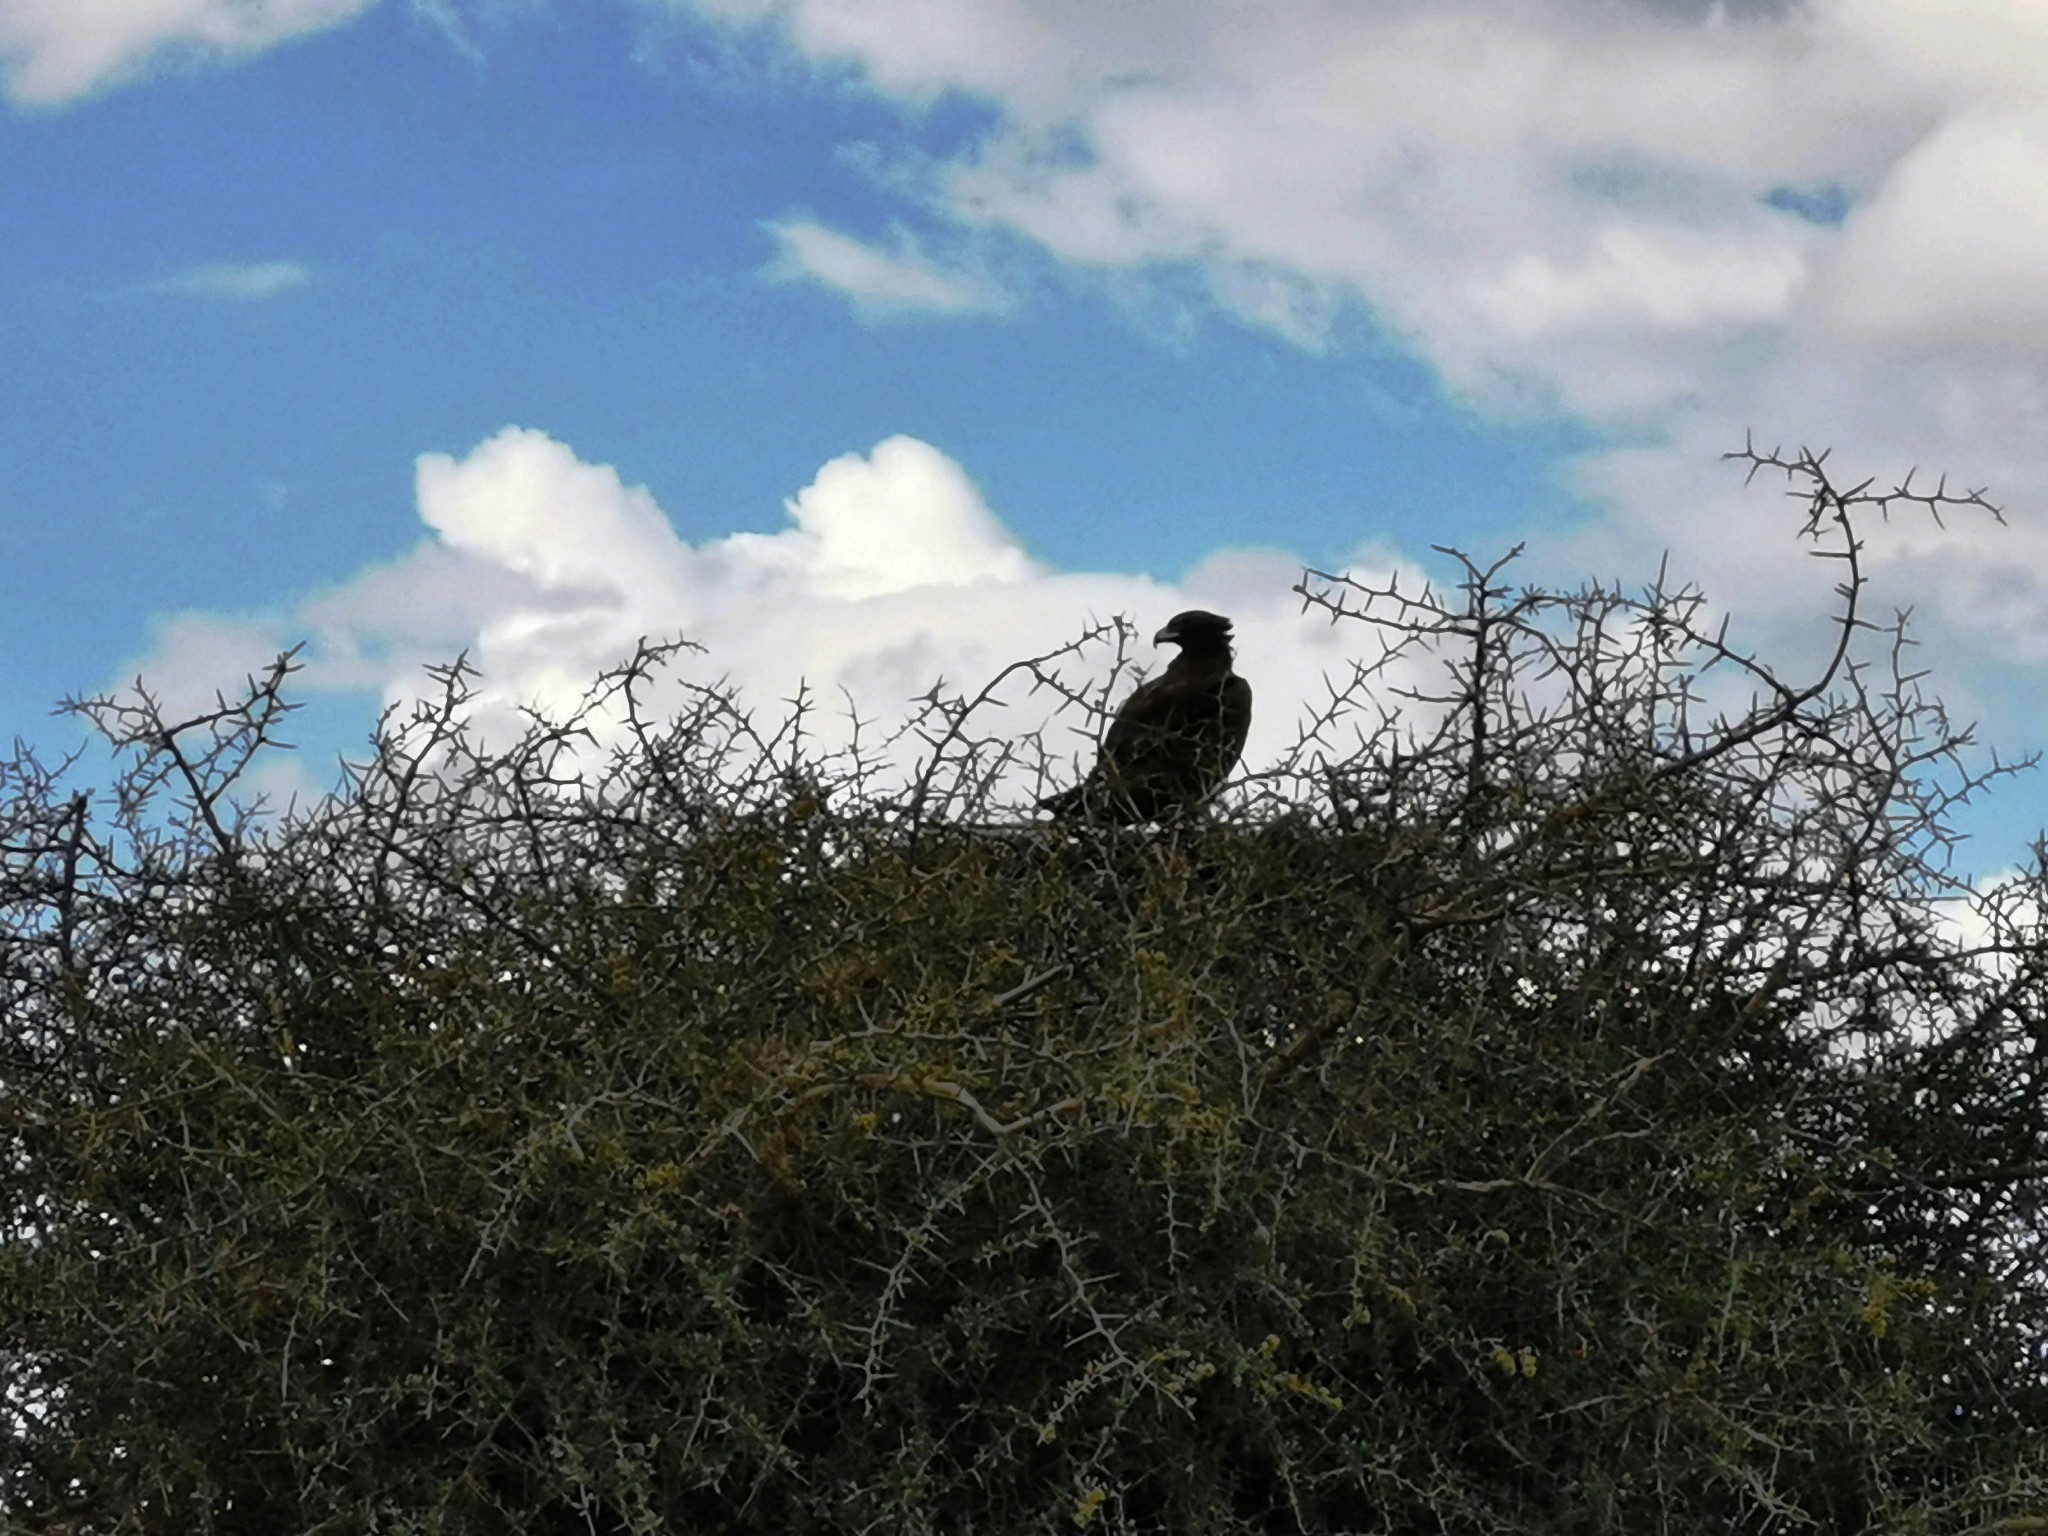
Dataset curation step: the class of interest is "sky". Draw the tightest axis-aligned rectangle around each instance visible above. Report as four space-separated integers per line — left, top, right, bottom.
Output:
6 0 2048 871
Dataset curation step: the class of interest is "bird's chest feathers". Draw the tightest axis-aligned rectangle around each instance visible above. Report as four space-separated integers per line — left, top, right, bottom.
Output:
1163 651 1234 692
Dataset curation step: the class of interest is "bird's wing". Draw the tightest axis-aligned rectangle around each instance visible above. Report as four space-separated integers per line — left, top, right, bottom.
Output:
1220 674 1253 771
1097 674 1175 762
1100 675 1198 759
1045 663 1251 820
1098 670 1244 786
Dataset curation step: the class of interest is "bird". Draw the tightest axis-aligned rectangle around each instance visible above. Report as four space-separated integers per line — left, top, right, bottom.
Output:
1040 610 1253 825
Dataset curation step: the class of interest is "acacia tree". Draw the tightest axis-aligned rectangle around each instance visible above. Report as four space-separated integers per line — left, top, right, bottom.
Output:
4 442 2047 1534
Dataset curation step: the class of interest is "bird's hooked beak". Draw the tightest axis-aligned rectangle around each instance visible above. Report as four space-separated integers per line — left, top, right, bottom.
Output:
1153 610 1234 649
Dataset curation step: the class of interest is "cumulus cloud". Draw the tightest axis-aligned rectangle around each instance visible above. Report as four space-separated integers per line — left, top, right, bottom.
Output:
123 429 1395 804
117 259 315 301
0 0 378 107
763 217 1014 319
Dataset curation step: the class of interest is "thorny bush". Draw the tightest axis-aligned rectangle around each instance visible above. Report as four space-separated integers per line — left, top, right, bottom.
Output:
4 442 2048 1534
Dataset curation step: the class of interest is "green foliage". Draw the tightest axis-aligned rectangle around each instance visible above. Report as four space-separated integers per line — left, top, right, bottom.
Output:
4 444 2048 1533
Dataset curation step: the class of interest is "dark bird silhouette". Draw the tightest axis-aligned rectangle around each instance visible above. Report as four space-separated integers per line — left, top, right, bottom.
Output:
1040 610 1253 825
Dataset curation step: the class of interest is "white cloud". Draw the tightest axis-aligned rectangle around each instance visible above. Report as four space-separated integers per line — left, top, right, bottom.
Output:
119 428 1398 806
1817 111 2048 351
694 0 1878 412
658 0 2048 747
772 434 1038 596
763 217 1013 319
1475 225 1809 340
119 259 315 301
676 0 1181 121
0 0 378 107
120 609 300 723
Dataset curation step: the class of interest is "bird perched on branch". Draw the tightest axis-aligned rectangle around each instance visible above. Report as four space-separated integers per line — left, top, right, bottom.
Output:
1040 610 1253 825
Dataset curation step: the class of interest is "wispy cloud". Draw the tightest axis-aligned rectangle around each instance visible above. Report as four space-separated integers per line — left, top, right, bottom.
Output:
119 259 316 302
409 0 484 64
762 218 1013 321
0 0 379 108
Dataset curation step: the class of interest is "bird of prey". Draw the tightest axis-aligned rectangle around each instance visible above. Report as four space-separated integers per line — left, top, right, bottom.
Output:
1040 610 1253 825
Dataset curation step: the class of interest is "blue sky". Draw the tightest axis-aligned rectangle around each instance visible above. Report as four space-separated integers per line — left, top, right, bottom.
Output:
7 0 2048 872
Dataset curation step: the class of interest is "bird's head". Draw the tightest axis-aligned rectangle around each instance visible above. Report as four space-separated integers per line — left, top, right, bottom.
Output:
1154 610 1235 652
